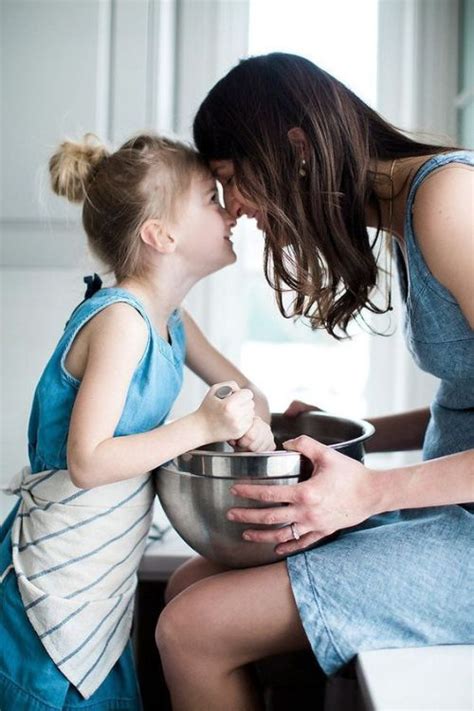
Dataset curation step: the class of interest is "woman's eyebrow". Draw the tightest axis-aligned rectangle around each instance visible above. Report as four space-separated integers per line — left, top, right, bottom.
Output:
210 162 231 176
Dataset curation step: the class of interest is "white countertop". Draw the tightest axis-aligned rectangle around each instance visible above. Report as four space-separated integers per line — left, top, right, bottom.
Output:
356 645 474 711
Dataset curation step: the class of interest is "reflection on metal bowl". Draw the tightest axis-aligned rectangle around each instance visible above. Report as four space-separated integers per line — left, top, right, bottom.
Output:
153 412 374 568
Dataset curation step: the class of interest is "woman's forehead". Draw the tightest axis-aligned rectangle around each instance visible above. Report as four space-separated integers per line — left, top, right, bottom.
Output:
209 159 234 176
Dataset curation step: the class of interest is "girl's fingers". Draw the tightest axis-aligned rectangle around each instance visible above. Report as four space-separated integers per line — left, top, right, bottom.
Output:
227 505 298 525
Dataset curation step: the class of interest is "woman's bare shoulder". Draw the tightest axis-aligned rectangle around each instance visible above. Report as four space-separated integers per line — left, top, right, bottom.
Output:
412 162 474 325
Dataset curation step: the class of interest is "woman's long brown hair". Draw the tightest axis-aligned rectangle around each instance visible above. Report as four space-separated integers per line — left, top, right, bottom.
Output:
193 52 457 337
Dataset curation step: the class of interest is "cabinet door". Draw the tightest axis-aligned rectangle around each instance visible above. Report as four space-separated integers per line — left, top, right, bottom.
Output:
0 0 172 267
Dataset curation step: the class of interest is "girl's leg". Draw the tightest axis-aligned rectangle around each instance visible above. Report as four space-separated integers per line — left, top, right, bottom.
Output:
165 555 230 603
156 560 309 711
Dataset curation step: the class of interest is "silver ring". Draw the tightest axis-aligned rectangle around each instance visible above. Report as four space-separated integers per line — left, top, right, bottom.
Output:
290 523 300 541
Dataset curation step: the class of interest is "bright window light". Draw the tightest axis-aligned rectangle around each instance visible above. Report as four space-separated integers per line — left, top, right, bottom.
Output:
249 0 378 106
237 0 379 417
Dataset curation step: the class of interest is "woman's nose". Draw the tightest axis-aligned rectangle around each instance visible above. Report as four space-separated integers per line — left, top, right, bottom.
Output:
223 188 243 220
225 209 237 229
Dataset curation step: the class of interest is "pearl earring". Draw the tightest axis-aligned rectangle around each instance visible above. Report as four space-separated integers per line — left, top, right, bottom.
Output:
299 159 307 177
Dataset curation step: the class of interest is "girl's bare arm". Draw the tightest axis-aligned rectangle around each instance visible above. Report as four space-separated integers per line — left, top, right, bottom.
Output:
67 303 254 488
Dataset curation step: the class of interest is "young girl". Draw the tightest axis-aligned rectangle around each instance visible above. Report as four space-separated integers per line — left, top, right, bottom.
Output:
0 132 275 711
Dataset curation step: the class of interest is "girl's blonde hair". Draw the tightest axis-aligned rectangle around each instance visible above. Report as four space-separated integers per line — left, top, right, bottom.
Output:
49 133 208 280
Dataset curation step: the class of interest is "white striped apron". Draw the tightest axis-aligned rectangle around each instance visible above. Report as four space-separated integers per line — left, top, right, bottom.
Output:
2 466 154 699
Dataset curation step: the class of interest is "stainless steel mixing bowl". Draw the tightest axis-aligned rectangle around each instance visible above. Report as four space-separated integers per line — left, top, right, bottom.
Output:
154 412 374 568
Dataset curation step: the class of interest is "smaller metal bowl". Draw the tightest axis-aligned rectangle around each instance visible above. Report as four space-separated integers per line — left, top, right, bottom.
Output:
154 412 374 568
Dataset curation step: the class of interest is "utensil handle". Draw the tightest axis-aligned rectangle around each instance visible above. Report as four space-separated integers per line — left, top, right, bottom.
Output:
215 385 234 400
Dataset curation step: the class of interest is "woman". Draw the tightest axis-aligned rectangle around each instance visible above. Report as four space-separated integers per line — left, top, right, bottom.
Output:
155 53 474 710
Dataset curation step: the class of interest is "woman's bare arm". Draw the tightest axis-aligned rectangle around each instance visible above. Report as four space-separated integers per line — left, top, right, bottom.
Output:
373 447 474 512
284 400 431 452
365 408 431 452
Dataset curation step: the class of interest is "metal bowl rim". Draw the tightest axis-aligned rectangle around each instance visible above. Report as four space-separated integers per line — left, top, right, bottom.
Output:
179 449 301 459
156 464 301 480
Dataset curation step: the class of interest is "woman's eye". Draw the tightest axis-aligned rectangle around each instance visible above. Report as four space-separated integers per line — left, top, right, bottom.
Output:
223 175 234 187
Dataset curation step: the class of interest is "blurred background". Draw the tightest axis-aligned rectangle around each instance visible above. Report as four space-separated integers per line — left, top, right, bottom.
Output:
1 0 473 517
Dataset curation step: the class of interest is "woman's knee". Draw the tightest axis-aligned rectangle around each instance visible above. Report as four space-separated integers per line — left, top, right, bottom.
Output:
157 574 235 660
164 556 229 604
156 590 205 661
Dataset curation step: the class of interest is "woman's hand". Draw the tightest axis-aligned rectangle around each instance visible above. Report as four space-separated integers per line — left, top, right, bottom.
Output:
227 435 380 555
284 400 323 416
195 381 255 444
229 415 276 452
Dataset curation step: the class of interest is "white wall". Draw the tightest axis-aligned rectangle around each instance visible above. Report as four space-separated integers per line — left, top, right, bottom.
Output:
1 269 91 517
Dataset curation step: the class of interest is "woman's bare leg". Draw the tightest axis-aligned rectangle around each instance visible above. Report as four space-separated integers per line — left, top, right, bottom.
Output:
165 555 231 603
156 560 309 711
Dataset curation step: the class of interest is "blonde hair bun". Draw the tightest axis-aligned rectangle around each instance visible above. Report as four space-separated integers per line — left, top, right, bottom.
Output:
49 133 109 203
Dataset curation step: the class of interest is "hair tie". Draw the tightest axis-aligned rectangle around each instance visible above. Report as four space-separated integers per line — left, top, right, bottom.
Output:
83 273 103 299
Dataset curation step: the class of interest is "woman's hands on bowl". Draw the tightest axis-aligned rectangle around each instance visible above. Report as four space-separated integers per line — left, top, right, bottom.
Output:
227 435 381 555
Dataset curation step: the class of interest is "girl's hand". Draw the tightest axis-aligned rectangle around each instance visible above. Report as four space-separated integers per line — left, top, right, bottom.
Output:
227 435 380 555
284 400 323 417
229 416 276 452
196 381 255 443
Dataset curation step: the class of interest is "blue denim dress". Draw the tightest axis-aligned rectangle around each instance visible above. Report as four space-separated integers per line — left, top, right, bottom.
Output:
287 151 474 675
0 284 186 710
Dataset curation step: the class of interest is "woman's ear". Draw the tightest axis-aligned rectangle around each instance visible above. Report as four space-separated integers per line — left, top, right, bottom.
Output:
287 127 309 160
139 219 176 254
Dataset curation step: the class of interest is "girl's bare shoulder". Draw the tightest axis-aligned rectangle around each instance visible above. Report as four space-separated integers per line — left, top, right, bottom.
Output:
66 302 148 380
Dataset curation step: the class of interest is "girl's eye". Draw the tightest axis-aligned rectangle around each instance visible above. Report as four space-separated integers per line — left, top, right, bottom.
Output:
211 190 220 203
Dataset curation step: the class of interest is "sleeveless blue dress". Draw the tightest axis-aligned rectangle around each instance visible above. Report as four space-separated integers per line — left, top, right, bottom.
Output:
0 284 186 709
287 151 474 675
